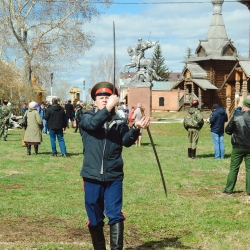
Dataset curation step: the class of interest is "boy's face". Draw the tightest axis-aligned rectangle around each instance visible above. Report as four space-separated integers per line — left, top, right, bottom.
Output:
94 95 110 110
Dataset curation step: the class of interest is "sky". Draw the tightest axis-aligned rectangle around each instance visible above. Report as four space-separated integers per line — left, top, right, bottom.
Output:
64 0 250 94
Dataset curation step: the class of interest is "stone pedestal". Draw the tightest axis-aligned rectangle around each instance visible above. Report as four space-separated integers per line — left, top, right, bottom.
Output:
127 82 152 117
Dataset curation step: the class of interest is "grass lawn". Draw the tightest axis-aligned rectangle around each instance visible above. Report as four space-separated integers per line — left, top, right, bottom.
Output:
0 113 249 250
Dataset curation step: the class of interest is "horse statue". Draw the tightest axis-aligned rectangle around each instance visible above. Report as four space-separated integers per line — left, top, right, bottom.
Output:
123 41 161 81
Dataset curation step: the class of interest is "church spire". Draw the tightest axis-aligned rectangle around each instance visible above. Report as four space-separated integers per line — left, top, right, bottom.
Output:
206 0 228 50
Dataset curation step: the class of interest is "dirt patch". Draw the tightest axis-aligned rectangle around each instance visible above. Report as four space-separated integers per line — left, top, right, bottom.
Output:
0 217 190 249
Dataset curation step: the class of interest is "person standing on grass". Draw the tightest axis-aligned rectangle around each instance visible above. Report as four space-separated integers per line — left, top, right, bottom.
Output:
0 99 11 141
183 100 204 159
64 100 74 128
44 98 67 157
40 102 48 135
23 101 43 155
209 104 228 159
223 99 250 195
132 103 144 146
79 81 150 250
74 104 83 134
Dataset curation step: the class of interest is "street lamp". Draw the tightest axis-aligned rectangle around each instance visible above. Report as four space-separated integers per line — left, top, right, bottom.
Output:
7 85 15 99
50 73 53 97
83 80 86 103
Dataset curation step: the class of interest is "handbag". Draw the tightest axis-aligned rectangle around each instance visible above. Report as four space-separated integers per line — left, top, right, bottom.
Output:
21 112 28 129
21 134 26 147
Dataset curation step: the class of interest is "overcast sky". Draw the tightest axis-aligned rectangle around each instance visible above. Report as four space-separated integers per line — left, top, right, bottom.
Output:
64 0 249 91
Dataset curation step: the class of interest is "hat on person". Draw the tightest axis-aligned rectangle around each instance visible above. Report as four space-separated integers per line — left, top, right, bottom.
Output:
243 99 250 108
91 82 119 100
191 100 199 106
212 104 220 109
137 103 142 108
29 101 37 109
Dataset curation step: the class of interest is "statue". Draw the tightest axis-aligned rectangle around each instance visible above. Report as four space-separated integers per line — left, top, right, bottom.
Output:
123 37 161 85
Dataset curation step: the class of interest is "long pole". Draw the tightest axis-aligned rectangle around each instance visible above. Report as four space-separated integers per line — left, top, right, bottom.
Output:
113 21 116 94
147 127 168 198
112 21 167 197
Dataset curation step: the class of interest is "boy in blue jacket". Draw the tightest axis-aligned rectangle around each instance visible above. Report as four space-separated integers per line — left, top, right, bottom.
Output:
80 82 150 250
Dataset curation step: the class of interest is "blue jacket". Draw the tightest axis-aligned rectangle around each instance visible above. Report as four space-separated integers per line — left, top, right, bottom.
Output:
210 107 228 134
80 107 140 182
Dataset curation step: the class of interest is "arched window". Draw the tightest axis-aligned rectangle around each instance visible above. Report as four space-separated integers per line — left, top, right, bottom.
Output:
159 97 164 106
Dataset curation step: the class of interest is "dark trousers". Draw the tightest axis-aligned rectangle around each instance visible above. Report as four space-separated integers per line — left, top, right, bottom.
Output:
224 148 250 194
84 179 125 228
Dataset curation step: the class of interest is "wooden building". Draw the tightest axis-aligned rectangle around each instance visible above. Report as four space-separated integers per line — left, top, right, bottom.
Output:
172 0 250 118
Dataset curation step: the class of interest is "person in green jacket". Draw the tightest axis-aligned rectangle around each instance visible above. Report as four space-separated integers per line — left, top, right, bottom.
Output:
0 99 11 141
183 100 204 159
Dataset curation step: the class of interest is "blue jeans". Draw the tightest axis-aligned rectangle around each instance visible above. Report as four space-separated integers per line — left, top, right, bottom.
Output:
211 132 225 159
49 129 66 155
42 119 48 134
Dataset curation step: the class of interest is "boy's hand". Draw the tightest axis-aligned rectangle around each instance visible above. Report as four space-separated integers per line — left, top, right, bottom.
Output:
135 116 150 129
106 95 119 112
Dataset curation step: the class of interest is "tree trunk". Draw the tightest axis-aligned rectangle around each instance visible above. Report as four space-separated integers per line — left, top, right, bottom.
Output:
23 54 32 86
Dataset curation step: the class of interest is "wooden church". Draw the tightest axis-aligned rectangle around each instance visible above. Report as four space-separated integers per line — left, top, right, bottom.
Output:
172 0 250 118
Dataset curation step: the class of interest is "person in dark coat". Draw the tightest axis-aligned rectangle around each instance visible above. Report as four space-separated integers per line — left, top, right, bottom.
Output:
209 104 228 159
64 100 74 128
223 99 250 195
79 81 150 250
44 98 67 157
74 104 82 133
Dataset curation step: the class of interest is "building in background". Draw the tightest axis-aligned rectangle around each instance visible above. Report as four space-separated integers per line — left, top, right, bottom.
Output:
172 0 250 119
119 72 183 111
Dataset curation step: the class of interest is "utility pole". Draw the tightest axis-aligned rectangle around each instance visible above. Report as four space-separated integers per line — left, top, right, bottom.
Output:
7 85 15 99
50 73 53 97
83 80 86 103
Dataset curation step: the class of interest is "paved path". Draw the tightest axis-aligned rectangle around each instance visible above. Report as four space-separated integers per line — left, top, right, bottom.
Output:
150 118 183 123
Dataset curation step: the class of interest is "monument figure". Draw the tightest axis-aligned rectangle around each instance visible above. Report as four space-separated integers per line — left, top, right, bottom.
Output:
123 37 161 85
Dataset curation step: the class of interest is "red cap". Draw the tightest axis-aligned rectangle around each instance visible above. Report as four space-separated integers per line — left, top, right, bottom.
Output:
192 100 199 106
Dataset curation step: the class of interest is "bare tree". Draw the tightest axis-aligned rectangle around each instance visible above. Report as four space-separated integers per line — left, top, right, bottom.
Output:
0 0 112 88
88 54 121 87
52 80 71 103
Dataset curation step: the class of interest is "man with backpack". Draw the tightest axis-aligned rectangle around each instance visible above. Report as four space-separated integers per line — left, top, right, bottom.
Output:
183 100 204 159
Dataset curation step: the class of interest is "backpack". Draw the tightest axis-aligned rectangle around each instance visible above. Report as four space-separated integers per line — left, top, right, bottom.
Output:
184 109 204 130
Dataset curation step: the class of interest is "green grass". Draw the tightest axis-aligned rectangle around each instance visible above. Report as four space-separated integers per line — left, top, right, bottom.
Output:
0 115 250 249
